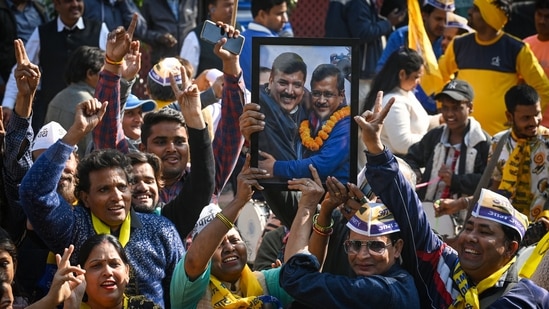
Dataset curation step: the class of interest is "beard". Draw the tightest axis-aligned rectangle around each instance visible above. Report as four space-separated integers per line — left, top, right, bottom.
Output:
58 173 77 204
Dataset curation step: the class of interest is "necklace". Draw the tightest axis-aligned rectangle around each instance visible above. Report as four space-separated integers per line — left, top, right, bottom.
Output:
299 106 350 151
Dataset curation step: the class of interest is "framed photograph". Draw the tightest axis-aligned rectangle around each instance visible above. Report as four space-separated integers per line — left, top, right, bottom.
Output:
250 37 360 189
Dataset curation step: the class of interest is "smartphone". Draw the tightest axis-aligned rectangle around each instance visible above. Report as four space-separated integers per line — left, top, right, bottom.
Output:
200 20 245 55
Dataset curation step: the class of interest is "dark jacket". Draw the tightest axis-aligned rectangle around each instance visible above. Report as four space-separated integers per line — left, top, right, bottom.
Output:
281 253 420 308
404 118 491 200
0 0 47 81
325 0 393 79
141 0 197 64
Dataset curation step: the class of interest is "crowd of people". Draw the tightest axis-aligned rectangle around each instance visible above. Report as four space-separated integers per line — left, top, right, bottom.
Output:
0 0 548 308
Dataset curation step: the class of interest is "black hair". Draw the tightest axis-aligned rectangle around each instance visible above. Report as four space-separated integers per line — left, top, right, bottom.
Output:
141 107 186 147
504 84 539 113
64 46 104 84
422 3 436 14
310 64 345 93
75 149 133 197
251 0 287 18
271 52 307 81
535 0 549 10
78 234 129 267
126 151 163 187
364 47 424 112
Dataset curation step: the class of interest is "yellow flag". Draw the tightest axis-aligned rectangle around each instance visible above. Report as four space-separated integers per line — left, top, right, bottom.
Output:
407 0 444 96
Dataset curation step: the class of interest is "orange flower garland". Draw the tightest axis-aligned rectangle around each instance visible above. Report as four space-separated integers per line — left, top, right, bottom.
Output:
299 106 351 151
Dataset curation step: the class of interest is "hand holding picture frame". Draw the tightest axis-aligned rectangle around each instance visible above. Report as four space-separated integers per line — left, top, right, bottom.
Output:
249 37 360 189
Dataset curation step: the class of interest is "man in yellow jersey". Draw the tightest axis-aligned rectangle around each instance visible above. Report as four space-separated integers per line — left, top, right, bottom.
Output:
438 0 549 136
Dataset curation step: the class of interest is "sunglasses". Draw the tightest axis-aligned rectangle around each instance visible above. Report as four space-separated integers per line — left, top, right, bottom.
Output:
343 240 393 255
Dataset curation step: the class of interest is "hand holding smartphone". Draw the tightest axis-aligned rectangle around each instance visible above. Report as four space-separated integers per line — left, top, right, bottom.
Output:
200 20 245 55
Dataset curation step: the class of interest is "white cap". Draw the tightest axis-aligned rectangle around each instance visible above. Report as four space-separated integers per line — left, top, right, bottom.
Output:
205 69 223 84
190 203 223 239
31 121 76 153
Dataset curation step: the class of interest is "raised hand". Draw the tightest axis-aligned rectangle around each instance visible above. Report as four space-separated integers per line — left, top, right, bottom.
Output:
13 39 40 98
64 98 108 147
170 65 204 129
213 22 241 76
106 13 138 62
121 40 141 80
26 245 86 309
324 176 349 208
239 103 265 142
234 154 269 204
354 91 394 154
287 164 325 211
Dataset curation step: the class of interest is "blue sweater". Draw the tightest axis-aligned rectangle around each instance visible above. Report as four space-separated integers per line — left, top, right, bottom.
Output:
280 253 420 308
19 140 184 307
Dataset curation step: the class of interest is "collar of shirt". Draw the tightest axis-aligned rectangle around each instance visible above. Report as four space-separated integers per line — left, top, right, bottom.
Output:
247 22 277 36
56 16 85 32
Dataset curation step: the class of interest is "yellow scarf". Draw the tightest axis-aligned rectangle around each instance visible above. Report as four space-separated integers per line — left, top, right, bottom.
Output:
209 265 264 308
450 257 516 309
91 212 131 247
498 131 532 214
520 230 549 278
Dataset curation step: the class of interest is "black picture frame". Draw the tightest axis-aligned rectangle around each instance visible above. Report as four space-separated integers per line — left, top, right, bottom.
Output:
250 37 360 190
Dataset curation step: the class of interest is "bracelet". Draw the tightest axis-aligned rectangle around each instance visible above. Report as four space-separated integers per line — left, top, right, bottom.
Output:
215 212 234 230
313 214 334 233
105 55 123 65
312 224 333 236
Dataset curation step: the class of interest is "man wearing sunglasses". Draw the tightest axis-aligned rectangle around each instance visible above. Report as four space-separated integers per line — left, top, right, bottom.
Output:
356 92 549 308
279 165 420 308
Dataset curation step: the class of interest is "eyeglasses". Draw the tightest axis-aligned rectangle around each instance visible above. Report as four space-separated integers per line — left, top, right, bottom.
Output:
343 240 393 255
311 91 339 99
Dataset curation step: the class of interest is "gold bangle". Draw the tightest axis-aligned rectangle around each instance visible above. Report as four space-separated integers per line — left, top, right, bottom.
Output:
312 224 333 236
313 214 334 233
105 55 123 65
215 212 234 230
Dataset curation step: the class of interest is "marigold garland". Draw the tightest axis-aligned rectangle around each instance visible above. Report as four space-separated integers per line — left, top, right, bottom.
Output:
299 106 351 151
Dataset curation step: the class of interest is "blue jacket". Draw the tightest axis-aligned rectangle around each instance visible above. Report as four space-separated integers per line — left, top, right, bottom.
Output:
364 148 549 309
325 0 392 79
280 253 420 308
240 22 277 91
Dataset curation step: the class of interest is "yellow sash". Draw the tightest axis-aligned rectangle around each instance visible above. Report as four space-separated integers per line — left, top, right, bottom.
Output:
450 258 515 309
91 212 131 247
498 132 532 214
209 265 264 308
520 231 549 278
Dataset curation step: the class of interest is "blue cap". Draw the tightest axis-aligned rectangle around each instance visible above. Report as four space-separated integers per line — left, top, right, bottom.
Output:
125 94 157 112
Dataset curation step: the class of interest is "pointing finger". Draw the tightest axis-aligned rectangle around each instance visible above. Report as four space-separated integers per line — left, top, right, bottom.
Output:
127 13 138 40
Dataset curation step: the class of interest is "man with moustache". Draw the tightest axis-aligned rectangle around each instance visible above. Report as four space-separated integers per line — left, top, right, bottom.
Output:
255 52 308 164
356 90 549 308
258 63 351 183
242 63 350 228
